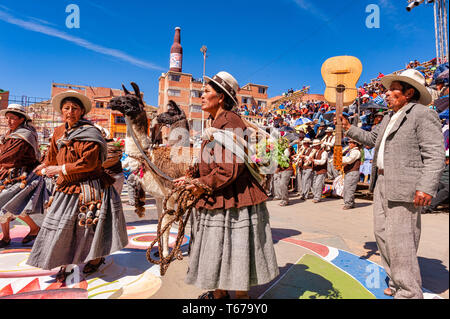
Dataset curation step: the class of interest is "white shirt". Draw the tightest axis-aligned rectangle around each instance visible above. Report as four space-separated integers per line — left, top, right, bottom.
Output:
377 108 404 169
314 149 328 165
342 147 361 165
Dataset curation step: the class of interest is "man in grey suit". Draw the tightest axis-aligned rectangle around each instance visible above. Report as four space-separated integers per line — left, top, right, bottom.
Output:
340 69 445 299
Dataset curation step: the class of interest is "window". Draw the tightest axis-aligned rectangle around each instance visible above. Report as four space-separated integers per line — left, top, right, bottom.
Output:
168 89 181 97
242 97 249 104
257 100 266 108
95 102 103 108
191 90 202 98
168 74 181 81
258 87 266 94
115 115 126 124
114 132 126 139
190 104 202 113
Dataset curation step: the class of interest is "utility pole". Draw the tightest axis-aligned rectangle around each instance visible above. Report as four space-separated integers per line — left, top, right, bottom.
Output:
200 45 207 137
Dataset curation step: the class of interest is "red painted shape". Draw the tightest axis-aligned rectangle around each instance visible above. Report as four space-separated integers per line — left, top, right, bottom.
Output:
45 282 63 290
16 278 41 294
281 238 329 257
0 284 13 297
73 280 88 290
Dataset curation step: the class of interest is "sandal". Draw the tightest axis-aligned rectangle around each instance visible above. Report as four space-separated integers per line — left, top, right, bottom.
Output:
198 291 230 299
22 228 40 244
83 257 105 275
0 238 11 248
55 266 73 283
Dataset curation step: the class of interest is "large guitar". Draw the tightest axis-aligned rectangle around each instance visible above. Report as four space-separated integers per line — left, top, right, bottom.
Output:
321 55 362 171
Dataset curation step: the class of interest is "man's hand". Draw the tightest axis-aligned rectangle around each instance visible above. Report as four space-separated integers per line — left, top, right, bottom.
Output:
186 181 206 198
334 115 351 131
413 191 432 207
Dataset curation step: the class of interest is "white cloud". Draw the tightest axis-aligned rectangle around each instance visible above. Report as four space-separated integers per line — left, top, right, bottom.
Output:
0 8 165 71
293 0 331 24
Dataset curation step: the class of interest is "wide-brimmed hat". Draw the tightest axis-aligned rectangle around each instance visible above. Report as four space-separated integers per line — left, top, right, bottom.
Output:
325 127 334 132
204 71 239 106
312 139 321 146
380 69 432 105
348 139 361 146
0 104 31 121
302 138 312 144
51 90 92 114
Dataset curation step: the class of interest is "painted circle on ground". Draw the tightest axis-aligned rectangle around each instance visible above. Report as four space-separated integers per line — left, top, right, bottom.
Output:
126 231 189 249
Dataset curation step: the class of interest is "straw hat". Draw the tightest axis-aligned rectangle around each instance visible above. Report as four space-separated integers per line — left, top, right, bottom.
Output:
0 104 31 121
302 138 312 144
325 127 334 132
380 69 432 105
312 139 321 146
204 71 239 106
51 90 92 114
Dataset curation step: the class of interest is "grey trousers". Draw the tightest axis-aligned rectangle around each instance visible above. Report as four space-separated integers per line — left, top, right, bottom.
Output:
296 169 302 194
301 168 313 198
343 170 360 207
312 173 326 201
274 170 292 202
373 174 423 299
327 156 340 180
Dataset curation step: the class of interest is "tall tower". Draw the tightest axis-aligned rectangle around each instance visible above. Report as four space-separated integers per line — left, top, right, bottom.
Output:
169 27 183 72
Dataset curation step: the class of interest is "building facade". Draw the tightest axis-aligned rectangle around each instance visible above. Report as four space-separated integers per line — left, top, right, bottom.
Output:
158 71 269 136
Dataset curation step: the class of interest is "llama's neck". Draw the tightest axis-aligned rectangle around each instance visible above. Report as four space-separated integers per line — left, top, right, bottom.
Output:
125 115 150 156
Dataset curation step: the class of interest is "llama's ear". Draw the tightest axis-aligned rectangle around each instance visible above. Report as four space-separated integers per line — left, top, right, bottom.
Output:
169 100 182 114
131 82 141 98
122 84 131 95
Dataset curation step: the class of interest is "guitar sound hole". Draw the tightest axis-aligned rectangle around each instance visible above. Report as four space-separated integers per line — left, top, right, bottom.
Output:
336 84 345 93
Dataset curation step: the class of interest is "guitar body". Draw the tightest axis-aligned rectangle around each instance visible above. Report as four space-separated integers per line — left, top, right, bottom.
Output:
321 56 362 106
321 55 362 172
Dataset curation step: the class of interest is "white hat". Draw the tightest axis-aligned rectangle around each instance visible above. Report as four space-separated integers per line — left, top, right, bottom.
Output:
325 127 334 132
204 71 239 106
312 139 321 146
446 149 449 157
380 69 432 105
362 94 370 99
0 104 31 121
51 90 92 114
302 137 312 144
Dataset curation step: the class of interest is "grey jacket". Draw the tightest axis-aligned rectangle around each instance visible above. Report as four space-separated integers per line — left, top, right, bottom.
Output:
346 102 445 202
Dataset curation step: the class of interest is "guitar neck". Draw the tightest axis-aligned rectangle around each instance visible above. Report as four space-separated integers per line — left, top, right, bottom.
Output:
335 90 343 146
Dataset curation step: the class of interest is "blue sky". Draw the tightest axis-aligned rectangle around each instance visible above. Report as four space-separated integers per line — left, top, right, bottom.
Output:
0 0 444 106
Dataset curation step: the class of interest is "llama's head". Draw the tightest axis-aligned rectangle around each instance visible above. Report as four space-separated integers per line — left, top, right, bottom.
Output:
156 100 186 125
109 82 145 119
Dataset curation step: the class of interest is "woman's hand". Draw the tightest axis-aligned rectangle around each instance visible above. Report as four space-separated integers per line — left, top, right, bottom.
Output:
173 176 188 188
186 182 206 198
43 165 62 177
33 163 47 175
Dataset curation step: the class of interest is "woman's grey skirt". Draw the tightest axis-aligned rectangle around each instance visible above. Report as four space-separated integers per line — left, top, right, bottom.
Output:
26 186 129 270
0 172 49 222
185 202 279 291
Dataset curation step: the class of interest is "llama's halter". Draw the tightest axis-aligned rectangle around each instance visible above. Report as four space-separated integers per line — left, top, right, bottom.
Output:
145 179 212 276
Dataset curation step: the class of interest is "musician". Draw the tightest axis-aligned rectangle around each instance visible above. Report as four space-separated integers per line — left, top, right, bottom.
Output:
342 139 361 210
293 136 306 196
341 69 445 298
311 139 328 203
299 138 314 200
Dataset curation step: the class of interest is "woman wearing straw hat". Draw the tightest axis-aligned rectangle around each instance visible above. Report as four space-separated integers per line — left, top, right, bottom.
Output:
0 104 47 248
26 90 128 282
174 71 279 299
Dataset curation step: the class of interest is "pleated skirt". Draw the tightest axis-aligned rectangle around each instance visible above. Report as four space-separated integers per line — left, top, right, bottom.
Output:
26 186 129 270
185 202 279 291
0 172 49 222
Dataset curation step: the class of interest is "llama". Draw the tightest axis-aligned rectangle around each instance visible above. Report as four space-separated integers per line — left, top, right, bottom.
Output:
109 82 197 258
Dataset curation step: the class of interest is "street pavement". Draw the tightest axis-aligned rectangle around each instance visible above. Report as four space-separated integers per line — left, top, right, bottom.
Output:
0 187 448 299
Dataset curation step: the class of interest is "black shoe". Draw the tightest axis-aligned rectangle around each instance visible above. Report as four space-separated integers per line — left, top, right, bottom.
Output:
0 238 11 248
